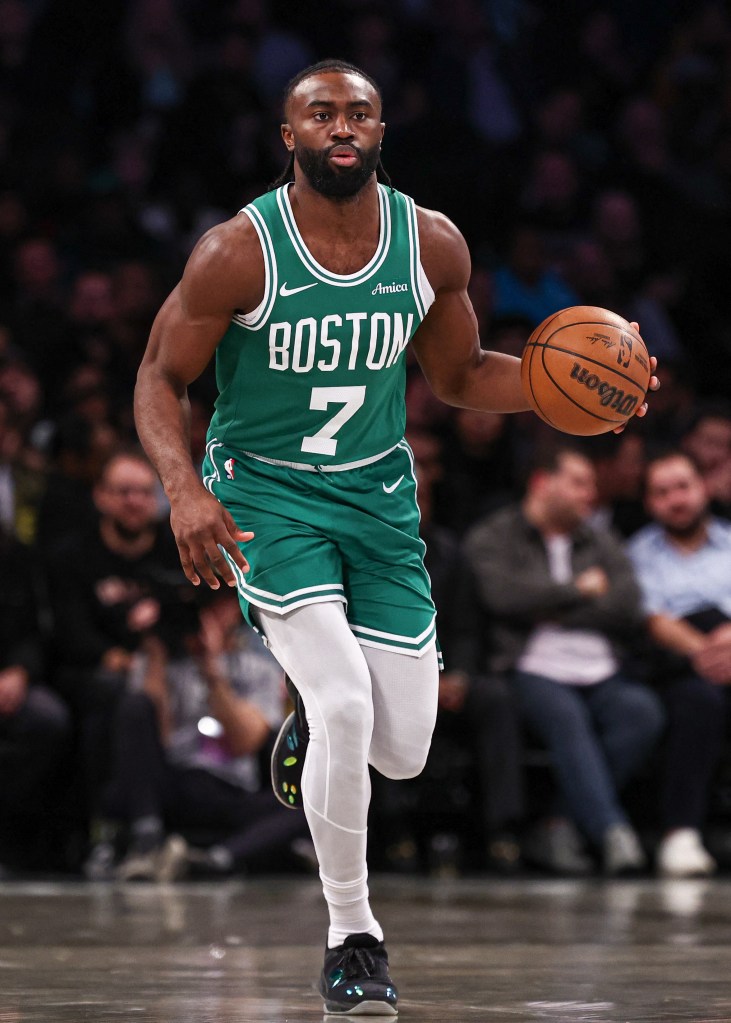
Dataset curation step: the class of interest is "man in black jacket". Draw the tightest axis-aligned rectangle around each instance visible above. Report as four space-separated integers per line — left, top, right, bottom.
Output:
44 448 190 873
464 444 664 875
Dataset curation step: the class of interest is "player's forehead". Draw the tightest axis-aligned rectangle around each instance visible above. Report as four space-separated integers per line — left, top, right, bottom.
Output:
287 71 380 117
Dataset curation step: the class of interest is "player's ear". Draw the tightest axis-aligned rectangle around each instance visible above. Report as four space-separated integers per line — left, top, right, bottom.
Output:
281 123 294 150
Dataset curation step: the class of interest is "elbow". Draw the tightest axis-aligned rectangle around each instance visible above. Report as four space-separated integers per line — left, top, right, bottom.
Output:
428 376 469 408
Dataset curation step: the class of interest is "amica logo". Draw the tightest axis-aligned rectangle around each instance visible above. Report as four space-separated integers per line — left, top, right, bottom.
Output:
372 282 409 295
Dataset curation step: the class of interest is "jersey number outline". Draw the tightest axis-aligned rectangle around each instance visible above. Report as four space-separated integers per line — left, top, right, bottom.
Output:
301 385 366 456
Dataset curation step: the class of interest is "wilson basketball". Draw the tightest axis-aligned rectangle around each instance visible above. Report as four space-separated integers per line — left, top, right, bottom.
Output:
520 305 651 436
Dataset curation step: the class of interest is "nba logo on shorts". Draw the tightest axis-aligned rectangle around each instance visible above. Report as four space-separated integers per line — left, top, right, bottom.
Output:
224 457 235 480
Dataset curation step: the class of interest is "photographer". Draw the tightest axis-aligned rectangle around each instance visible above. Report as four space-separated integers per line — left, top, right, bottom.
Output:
99 589 309 881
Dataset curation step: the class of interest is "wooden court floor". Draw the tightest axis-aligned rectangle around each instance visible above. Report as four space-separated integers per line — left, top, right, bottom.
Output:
2 875 731 1022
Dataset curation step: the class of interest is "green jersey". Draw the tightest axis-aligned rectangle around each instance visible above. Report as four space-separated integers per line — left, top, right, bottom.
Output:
207 183 434 467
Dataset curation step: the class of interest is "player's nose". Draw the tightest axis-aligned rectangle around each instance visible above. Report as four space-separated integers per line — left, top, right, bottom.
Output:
331 116 353 137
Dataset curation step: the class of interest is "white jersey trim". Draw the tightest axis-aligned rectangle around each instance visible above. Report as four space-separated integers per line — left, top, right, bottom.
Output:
350 613 437 646
404 194 435 319
202 439 223 493
240 443 399 472
232 205 278 330
277 182 391 286
355 636 434 658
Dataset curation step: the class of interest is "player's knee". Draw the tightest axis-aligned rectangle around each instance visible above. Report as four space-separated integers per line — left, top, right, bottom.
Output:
370 742 430 780
314 685 374 754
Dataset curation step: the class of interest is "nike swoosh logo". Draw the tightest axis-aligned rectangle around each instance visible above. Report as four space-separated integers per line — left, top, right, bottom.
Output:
279 282 318 297
382 475 404 494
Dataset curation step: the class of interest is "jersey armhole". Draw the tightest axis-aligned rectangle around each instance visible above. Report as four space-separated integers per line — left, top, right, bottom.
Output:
404 194 435 318
418 262 435 310
232 206 278 330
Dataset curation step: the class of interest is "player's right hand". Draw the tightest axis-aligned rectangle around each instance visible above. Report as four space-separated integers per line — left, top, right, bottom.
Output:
169 488 254 589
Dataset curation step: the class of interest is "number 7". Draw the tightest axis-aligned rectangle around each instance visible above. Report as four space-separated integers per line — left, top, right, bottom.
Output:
301 386 366 456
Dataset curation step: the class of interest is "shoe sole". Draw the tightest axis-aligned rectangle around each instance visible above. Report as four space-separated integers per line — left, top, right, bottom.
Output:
156 836 189 883
658 865 716 878
270 712 303 810
323 1000 397 1016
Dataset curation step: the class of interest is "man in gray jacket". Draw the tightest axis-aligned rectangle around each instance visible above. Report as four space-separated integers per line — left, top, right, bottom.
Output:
464 444 664 875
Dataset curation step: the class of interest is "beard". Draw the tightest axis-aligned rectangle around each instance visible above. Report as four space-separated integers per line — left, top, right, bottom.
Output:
295 141 381 199
662 509 707 540
110 516 151 542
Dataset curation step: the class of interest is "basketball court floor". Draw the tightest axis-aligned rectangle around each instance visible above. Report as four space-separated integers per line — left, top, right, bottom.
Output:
2 875 730 1022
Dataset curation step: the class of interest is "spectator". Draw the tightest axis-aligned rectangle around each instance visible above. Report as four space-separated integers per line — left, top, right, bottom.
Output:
101 590 309 881
0 392 45 546
433 408 517 536
633 356 697 452
9 236 70 394
0 523 71 873
34 413 117 558
464 444 664 875
492 224 581 327
44 447 188 873
588 428 650 538
627 450 731 877
681 401 731 519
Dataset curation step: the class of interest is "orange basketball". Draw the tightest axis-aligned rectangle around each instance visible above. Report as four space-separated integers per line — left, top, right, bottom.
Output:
520 305 651 436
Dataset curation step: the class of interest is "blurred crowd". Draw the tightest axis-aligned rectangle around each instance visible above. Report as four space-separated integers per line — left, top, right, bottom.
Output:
2 0 731 881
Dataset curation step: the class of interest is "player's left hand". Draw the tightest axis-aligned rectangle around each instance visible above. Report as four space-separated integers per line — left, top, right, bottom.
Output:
613 323 658 434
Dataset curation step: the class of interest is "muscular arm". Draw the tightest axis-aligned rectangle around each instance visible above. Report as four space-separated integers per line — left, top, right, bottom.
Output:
134 216 264 587
412 209 530 413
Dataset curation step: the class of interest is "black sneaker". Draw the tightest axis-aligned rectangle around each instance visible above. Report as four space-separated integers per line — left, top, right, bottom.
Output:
271 675 309 809
319 933 398 1016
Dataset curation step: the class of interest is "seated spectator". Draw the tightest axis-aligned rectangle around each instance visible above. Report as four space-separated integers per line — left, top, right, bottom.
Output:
432 409 518 536
0 524 71 874
464 445 664 876
627 450 731 877
680 401 731 519
0 393 45 546
588 427 650 538
44 447 189 873
492 223 581 328
35 413 118 557
372 431 526 874
99 590 309 882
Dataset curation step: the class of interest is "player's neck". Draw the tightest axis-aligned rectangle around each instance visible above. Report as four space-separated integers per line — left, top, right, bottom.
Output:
288 175 380 239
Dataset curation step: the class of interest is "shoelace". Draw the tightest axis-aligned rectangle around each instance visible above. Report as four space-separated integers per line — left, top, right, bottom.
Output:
340 945 377 978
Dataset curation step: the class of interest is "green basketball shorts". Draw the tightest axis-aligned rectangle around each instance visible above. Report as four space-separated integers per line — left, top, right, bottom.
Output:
201 438 438 659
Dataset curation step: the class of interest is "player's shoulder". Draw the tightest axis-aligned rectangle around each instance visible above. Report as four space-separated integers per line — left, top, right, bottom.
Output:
181 209 265 309
414 204 470 290
414 204 466 250
188 211 260 271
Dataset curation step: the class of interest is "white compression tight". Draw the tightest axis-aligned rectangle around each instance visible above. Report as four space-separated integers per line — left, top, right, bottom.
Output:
257 601 439 947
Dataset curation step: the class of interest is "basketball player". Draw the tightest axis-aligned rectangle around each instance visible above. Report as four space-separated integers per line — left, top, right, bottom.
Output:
134 60 656 1016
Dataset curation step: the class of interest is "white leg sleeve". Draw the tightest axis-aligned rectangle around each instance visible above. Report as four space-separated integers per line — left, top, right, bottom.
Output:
256 602 439 946
256 601 381 947
363 640 440 780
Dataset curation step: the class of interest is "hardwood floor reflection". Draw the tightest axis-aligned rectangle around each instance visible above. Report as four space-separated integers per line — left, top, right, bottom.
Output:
2 876 731 1021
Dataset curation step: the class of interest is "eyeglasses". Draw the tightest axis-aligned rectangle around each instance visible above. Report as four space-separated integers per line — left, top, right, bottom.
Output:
103 484 156 497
